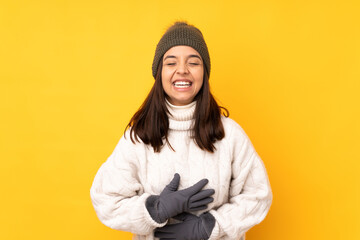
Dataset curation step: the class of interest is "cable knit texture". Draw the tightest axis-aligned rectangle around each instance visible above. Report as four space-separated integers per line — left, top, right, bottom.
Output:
90 100 273 240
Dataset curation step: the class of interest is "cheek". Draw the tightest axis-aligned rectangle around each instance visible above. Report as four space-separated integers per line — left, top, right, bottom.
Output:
161 75 171 95
196 74 204 94
161 71 168 86
161 69 172 83
195 67 204 82
195 72 204 87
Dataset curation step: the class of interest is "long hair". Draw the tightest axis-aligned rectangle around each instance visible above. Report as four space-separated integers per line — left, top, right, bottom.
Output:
125 57 229 153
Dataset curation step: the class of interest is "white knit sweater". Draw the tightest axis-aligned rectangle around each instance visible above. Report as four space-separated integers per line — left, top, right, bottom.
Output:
90 100 273 240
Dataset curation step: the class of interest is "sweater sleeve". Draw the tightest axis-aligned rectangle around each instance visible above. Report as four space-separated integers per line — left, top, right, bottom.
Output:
208 119 273 239
90 131 167 235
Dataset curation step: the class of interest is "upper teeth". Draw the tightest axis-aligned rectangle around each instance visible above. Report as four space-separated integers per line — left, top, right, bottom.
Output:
174 81 191 87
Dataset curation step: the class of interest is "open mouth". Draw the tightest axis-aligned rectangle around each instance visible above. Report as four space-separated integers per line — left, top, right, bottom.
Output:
173 81 192 88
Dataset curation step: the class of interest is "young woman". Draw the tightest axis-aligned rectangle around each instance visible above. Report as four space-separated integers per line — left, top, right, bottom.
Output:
90 21 273 240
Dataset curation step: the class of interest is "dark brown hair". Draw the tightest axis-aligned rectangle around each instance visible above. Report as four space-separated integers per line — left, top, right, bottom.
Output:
125 58 229 153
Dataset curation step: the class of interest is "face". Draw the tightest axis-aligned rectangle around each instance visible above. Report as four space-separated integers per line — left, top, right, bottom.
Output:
161 45 204 106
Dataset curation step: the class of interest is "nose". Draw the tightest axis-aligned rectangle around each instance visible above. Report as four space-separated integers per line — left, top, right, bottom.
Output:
176 62 189 74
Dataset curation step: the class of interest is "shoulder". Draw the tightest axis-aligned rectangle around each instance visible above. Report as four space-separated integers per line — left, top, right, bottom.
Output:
115 127 145 151
106 127 148 166
220 117 260 163
221 116 248 140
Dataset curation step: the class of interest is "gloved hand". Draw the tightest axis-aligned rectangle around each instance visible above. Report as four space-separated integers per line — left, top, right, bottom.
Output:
154 212 216 240
146 173 215 223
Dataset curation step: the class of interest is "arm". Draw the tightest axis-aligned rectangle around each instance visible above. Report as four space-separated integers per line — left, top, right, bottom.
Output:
90 131 167 235
208 120 273 239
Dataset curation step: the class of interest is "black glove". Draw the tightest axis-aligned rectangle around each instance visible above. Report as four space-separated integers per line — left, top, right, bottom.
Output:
146 173 215 223
154 212 216 240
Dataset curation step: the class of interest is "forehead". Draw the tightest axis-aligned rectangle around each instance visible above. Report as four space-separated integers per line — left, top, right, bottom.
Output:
163 45 201 58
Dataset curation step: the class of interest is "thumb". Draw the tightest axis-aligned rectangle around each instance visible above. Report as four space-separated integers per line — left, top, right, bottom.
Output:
162 173 180 194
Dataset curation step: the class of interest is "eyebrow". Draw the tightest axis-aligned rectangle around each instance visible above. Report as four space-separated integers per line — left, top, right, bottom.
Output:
163 54 202 61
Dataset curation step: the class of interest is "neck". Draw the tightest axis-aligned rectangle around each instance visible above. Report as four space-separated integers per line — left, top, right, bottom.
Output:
165 98 196 130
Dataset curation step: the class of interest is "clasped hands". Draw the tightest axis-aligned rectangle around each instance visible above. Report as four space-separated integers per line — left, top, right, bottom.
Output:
146 173 215 240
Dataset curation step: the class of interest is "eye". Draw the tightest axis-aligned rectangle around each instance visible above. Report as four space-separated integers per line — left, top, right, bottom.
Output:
165 63 176 66
189 63 200 65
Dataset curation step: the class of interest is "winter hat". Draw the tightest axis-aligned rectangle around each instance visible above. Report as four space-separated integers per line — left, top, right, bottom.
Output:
152 21 211 79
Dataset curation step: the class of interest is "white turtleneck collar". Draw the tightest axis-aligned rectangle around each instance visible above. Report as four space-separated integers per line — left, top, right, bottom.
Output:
165 98 196 131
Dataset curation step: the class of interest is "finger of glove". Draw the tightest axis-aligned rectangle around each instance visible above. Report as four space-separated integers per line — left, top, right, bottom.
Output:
154 231 174 239
189 189 215 202
167 173 180 190
188 205 208 211
157 220 202 240
161 173 180 195
182 179 209 196
155 223 180 235
172 212 198 222
189 197 214 209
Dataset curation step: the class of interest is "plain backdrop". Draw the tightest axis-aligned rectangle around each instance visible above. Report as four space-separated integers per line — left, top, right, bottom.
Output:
1 0 359 239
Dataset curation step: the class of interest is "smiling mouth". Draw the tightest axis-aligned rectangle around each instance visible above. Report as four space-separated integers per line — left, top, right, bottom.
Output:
173 81 192 88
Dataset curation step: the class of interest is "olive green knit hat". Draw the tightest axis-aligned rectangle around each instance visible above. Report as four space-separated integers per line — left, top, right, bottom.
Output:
152 21 211 79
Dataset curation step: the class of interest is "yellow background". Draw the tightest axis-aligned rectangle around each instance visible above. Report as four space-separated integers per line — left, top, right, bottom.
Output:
1 0 359 239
